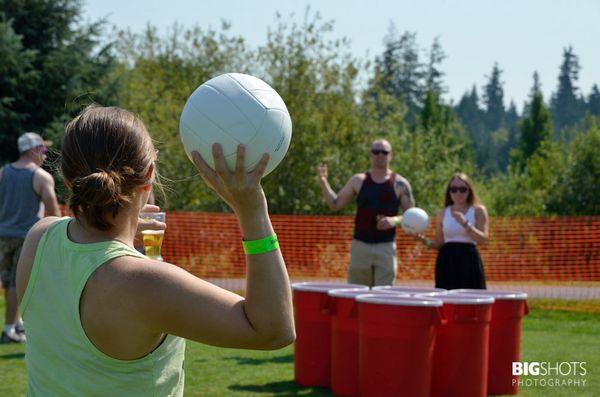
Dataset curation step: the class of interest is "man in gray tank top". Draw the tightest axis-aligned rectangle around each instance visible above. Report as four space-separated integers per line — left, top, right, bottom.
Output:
0 132 60 343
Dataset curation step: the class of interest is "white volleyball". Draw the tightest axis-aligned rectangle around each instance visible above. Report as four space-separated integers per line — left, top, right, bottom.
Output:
179 73 292 176
401 207 430 234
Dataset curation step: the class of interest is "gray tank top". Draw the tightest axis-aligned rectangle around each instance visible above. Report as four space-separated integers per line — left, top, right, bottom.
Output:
0 165 43 238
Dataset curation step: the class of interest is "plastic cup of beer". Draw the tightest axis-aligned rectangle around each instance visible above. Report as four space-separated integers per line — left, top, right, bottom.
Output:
140 212 165 261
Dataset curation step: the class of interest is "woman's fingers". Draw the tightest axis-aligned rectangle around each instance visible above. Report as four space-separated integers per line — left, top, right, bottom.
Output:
212 143 231 181
195 145 268 208
141 204 161 213
250 153 270 186
191 151 218 189
235 144 246 185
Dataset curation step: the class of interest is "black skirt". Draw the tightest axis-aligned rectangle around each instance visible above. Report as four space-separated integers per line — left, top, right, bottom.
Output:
435 242 486 290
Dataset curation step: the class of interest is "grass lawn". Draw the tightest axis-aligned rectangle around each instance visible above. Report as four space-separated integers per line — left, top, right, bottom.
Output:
0 297 597 396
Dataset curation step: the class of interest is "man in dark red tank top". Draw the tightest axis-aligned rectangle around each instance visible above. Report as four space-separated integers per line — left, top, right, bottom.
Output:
317 139 415 287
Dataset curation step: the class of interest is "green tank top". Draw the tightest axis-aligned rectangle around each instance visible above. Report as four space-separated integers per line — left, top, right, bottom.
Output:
20 218 186 396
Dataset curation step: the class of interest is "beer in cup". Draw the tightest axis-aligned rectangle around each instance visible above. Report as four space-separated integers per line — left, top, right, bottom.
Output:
140 212 166 261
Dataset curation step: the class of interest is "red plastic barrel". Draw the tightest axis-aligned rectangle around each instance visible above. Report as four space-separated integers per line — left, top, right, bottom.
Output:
373 285 447 296
357 294 444 397
292 282 368 387
422 292 494 397
450 289 528 395
328 289 409 397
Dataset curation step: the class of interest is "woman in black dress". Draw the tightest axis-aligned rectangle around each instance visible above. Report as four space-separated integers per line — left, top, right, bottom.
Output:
416 173 489 289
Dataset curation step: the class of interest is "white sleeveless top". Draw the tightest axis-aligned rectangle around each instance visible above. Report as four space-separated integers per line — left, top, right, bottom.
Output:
443 206 476 245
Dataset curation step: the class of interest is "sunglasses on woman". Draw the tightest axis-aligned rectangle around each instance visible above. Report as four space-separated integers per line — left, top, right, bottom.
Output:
449 186 468 193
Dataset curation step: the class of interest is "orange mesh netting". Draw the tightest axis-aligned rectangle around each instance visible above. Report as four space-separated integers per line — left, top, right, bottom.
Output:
162 212 600 311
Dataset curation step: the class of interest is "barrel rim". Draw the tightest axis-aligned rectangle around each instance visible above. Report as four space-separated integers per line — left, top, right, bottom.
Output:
291 282 367 292
372 286 448 294
449 289 528 300
356 294 443 307
418 292 495 304
328 288 382 298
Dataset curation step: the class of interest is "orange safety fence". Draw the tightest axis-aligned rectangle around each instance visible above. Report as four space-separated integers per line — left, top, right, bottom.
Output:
162 212 600 312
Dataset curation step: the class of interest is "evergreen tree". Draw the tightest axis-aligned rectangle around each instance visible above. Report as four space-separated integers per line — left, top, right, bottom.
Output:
514 91 552 169
482 63 505 132
420 90 444 130
0 18 37 155
0 0 118 161
501 100 520 171
523 71 542 116
531 71 542 95
455 86 484 131
424 37 446 94
551 46 585 131
455 86 485 167
587 84 600 117
372 25 424 123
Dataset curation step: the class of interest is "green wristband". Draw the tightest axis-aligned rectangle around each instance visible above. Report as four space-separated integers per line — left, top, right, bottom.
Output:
392 216 401 227
242 234 279 255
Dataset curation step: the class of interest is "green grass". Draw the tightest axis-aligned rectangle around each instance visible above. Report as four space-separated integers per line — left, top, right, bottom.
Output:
0 297 598 396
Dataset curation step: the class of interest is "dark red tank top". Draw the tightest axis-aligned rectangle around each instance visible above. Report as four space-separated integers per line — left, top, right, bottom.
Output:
353 172 400 243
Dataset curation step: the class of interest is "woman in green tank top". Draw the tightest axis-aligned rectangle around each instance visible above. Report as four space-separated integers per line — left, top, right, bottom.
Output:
16 106 295 396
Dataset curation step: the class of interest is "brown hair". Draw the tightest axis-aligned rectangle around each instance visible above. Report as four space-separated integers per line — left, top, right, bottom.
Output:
61 106 155 230
444 172 481 207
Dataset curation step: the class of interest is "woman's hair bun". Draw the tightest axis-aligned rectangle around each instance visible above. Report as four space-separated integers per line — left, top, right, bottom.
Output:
70 170 125 209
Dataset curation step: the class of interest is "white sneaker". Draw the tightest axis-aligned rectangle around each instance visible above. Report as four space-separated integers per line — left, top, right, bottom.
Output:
0 329 26 344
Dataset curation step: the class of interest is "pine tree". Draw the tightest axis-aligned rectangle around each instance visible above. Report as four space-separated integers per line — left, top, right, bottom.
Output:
0 19 37 155
455 86 485 134
455 86 486 167
373 25 424 123
516 92 552 167
531 71 542 96
482 63 505 132
474 63 507 174
523 71 542 116
0 0 118 161
502 100 520 171
587 84 600 117
420 90 444 130
424 37 446 94
551 46 585 131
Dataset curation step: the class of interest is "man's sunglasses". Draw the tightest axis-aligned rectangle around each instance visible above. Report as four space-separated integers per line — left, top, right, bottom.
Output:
449 186 468 193
371 149 390 155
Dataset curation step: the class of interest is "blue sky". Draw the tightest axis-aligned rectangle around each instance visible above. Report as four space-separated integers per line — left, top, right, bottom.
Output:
84 0 600 110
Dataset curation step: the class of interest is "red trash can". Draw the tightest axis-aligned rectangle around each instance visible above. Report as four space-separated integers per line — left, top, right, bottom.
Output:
450 289 528 395
373 285 447 296
328 289 410 397
357 294 444 397
292 282 368 387
421 292 494 397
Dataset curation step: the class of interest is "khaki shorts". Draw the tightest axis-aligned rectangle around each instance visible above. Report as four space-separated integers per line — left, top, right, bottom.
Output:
0 236 24 289
348 239 397 287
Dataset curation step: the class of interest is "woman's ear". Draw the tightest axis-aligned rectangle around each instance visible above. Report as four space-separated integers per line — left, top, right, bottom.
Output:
145 162 154 179
142 163 154 191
